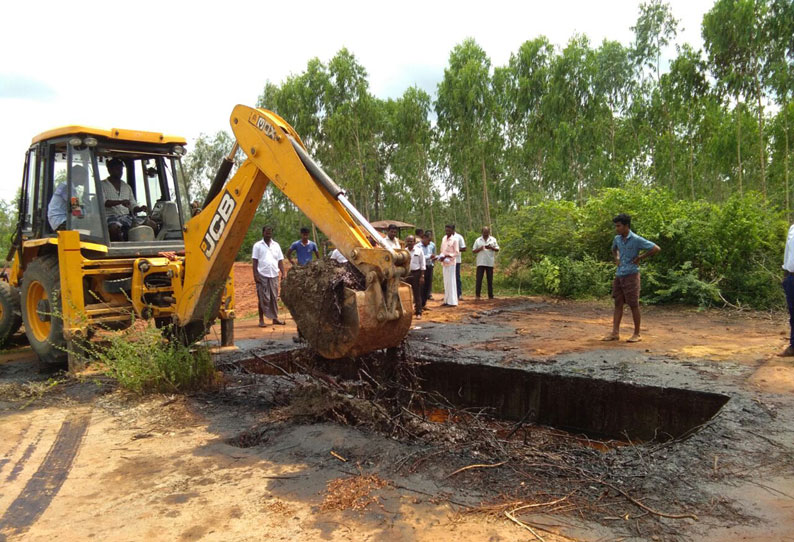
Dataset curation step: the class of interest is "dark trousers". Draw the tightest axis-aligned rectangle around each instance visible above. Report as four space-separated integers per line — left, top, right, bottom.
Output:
475 265 494 298
456 262 462 298
422 265 434 307
407 269 423 316
784 274 794 346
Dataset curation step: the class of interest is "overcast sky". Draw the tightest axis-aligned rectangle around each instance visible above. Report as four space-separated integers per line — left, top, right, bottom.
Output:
0 0 714 202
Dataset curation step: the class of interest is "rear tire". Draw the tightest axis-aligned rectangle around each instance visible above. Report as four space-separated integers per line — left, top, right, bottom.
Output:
21 256 67 370
0 281 22 346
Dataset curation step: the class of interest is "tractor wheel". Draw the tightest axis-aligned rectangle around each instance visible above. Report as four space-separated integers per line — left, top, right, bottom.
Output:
0 281 22 346
21 256 67 370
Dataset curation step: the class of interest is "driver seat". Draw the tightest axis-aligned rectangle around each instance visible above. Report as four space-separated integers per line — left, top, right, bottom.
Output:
155 201 181 240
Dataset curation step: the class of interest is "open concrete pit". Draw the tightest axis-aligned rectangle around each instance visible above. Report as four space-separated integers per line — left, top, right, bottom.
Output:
229 349 729 443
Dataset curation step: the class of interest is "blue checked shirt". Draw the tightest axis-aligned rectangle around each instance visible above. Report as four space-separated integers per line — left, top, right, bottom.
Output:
612 231 656 277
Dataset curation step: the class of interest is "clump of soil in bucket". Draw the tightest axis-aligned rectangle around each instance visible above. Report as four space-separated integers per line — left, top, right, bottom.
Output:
281 259 366 355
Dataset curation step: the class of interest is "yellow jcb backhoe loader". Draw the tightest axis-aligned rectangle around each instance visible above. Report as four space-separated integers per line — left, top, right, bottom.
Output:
1 105 412 370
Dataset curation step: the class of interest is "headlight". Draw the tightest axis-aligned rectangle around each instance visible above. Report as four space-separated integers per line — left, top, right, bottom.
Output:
173 145 186 156
84 137 98 147
69 137 83 147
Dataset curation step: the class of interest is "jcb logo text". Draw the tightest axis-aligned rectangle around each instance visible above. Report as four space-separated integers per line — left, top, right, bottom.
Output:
201 191 236 259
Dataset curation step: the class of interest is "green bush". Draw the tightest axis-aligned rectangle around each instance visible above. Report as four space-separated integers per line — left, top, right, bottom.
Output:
97 324 218 394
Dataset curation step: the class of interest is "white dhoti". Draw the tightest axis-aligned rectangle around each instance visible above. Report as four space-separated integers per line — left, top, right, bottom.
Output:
442 264 458 305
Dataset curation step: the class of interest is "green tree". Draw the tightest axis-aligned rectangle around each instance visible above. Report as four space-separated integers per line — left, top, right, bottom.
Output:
703 0 770 196
630 0 679 188
594 40 635 186
766 0 794 215
382 87 437 230
436 38 500 230
542 35 600 203
660 45 710 198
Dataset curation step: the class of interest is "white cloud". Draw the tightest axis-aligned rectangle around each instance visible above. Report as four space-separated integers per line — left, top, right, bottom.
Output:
0 0 713 201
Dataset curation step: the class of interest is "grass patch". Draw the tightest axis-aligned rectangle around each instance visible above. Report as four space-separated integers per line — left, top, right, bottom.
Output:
94 323 218 394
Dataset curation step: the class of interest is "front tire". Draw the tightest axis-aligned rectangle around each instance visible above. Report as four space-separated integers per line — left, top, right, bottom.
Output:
0 281 22 346
21 256 67 369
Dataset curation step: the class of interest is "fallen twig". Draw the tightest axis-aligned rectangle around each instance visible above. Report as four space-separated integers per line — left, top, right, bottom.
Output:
510 494 571 514
330 450 348 462
598 480 698 521
444 460 507 479
504 509 545 541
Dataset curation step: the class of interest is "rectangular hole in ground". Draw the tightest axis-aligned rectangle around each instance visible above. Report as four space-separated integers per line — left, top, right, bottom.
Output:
226 350 729 443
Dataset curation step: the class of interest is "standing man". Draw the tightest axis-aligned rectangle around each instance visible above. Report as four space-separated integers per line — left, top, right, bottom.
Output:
472 226 500 300
404 235 426 320
382 224 402 250
452 225 466 300
420 231 436 308
286 227 319 266
781 223 794 356
252 225 286 327
603 213 660 343
439 225 460 307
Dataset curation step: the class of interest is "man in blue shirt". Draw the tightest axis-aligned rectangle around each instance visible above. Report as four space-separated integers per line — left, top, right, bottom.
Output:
286 227 319 266
603 213 660 343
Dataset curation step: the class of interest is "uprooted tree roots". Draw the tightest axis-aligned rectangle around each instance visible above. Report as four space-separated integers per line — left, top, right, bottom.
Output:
220 348 754 540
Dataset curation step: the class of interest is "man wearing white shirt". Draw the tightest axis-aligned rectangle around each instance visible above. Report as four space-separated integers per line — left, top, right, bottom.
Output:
381 224 402 250
472 226 500 299
452 225 466 299
329 248 348 264
252 225 285 327
782 224 794 356
439 225 460 306
404 235 426 319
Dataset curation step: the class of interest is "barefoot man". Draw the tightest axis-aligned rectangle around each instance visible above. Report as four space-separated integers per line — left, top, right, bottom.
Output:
603 213 660 343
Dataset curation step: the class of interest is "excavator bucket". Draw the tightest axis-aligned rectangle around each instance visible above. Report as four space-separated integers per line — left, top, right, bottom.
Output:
281 261 413 359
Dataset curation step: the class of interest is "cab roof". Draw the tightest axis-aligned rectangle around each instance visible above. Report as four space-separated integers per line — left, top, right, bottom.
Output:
31 125 187 145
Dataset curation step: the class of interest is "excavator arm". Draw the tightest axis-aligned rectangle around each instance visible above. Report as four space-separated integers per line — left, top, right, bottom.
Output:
176 105 413 358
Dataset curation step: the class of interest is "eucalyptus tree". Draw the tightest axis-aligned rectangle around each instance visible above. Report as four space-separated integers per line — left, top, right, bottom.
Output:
594 40 635 187
322 49 385 219
542 35 600 204
703 0 770 196
660 45 710 198
382 87 437 230
766 0 794 215
630 0 679 187
436 38 499 230
493 37 555 204
631 0 679 83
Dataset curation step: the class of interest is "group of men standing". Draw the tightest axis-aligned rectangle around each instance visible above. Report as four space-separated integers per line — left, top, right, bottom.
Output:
251 223 502 327
370 223 502 319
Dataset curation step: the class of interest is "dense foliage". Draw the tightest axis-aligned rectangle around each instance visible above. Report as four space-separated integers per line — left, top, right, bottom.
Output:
501 185 787 308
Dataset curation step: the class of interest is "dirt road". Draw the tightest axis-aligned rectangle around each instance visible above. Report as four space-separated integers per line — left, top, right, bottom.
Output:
2 268 794 541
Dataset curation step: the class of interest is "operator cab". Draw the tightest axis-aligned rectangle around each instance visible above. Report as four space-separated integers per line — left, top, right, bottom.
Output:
21 126 192 257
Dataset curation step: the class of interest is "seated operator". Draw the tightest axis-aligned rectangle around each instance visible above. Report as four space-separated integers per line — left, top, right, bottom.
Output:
101 158 149 241
47 164 90 231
